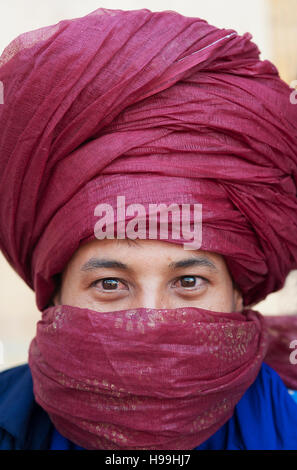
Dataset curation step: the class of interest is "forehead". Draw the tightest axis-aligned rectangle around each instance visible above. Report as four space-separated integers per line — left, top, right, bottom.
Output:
65 237 225 271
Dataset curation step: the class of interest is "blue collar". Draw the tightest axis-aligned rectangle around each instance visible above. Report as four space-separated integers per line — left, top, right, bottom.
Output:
0 364 53 449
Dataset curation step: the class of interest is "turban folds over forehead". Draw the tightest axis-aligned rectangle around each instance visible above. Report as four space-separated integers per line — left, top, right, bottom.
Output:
0 7 297 311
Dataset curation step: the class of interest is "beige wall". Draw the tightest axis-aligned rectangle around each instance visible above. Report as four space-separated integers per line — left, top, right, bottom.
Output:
1 0 297 372
269 0 297 84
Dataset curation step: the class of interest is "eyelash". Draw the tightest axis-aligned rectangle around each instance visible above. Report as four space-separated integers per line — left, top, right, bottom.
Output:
91 275 209 291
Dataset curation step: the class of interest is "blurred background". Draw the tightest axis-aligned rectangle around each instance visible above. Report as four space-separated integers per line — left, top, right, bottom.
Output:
0 0 297 371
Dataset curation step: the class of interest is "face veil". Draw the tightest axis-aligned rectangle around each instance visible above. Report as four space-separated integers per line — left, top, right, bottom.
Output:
28 304 270 450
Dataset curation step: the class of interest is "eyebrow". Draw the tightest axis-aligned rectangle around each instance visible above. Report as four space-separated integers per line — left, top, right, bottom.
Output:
168 257 218 272
80 255 218 272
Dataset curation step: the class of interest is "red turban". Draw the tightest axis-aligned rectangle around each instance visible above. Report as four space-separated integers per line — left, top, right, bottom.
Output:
0 7 297 311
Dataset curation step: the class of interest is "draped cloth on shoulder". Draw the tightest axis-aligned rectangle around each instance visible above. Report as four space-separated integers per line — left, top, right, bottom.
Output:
0 8 296 389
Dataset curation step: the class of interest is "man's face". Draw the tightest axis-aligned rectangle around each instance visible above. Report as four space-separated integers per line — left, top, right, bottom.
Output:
53 238 243 313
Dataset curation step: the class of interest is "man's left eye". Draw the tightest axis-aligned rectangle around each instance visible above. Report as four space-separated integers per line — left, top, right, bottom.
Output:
174 275 207 289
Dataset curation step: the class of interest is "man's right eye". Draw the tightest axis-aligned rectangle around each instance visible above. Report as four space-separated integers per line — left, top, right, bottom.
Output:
91 278 128 291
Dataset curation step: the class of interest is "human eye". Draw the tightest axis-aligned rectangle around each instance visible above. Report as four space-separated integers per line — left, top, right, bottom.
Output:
91 277 128 292
172 275 208 291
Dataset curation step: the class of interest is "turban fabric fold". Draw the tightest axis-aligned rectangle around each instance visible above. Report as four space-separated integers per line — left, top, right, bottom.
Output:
0 9 296 314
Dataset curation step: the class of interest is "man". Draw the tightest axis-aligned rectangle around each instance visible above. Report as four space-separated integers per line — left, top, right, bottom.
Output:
0 7 297 450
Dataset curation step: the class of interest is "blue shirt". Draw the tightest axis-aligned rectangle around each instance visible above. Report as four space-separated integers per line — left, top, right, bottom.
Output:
0 362 296 450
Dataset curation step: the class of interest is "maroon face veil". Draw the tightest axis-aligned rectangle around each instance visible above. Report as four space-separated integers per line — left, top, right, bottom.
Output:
0 7 297 450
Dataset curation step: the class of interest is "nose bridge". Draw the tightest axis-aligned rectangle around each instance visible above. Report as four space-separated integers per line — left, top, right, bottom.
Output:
141 296 167 310
137 276 167 310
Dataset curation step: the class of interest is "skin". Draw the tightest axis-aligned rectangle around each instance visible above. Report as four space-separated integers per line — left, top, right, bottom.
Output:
52 238 243 313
